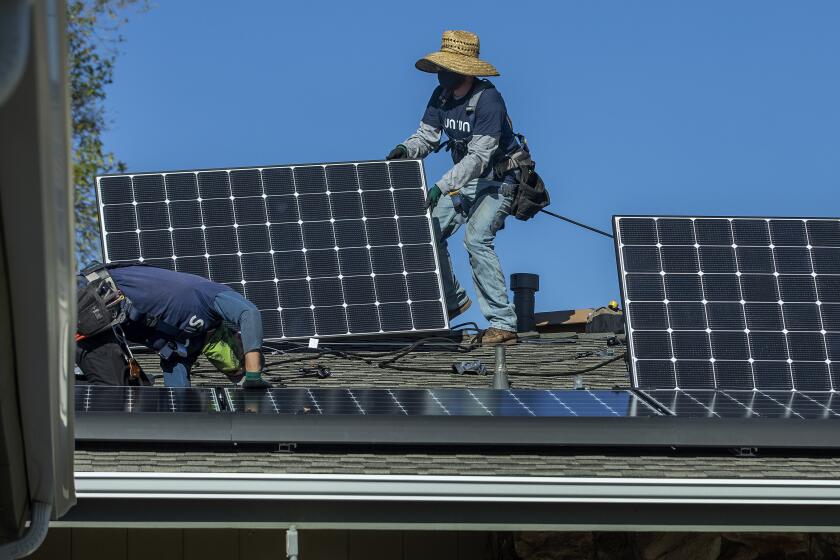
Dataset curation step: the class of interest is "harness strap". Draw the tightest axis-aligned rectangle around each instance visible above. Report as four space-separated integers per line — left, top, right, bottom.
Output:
126 303 185 340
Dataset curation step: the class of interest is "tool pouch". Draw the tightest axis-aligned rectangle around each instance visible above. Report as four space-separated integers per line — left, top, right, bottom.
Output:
77 280 125 338
509 163 550 221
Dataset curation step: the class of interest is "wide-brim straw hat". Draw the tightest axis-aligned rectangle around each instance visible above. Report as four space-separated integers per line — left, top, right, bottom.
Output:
415 30 499 77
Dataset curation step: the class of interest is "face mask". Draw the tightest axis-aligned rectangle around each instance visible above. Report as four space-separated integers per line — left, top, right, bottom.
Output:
438 70 466 91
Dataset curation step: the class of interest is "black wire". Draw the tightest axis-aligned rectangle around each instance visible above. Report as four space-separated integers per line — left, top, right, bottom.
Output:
377 337 478 367
450 321 480 332
512 353 626 377
379 352 626 377
539 209 614 239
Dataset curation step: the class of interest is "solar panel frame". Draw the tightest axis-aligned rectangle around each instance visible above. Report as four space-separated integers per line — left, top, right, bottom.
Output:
614 215 840 393
96 159 449 340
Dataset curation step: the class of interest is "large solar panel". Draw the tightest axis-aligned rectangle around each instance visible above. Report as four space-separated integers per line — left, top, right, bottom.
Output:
615 216 840 392
222 388 662 417
74 385 219 413
96 160 448 340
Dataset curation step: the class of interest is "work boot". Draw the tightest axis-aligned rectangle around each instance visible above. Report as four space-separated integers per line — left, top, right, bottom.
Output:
447 298 472 321
481 327 517 345
242 371 272 390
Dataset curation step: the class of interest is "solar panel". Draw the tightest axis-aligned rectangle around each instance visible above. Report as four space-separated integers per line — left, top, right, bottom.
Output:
641 389 840 419
74 385 220 413
96 160 448 340
615 216 840 393
222 387 662 417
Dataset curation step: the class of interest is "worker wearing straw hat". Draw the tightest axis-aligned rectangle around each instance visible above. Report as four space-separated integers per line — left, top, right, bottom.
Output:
387 30 521 345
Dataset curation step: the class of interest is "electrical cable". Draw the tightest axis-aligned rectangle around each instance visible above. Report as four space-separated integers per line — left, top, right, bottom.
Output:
539 209 614 239
378 352 625 377
512 352 626 377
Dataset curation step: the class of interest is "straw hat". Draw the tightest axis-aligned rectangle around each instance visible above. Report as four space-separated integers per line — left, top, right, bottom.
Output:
415 30 500 77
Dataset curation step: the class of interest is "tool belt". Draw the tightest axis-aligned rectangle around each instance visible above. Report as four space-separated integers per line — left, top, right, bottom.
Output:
494 143 550 221
76 264 128 339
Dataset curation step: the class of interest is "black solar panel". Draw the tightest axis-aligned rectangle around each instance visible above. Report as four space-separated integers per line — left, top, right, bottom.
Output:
615 216 840 393
97 160 448 340
641 389 840 419
222 388 662 417
74 385 219 413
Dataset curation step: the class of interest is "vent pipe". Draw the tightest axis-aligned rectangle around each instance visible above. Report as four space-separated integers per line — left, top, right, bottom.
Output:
510 273 540 335
493 346 509 389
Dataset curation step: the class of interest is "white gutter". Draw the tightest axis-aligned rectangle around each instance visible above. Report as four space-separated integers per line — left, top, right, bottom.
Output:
73 472 840 506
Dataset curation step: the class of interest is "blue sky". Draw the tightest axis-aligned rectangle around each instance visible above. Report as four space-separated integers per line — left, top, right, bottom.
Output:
101 0 840 326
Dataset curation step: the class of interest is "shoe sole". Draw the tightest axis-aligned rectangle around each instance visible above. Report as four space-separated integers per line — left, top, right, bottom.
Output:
481 337 518 346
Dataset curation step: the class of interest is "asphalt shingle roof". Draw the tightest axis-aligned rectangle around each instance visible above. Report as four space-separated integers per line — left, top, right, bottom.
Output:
73 449 840 479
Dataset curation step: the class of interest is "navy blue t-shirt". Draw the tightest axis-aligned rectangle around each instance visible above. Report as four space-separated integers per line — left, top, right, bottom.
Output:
108 265 231 344
421 80 519 165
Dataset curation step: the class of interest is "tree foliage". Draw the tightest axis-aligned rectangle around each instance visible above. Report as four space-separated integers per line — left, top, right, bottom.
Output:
68 0 145 266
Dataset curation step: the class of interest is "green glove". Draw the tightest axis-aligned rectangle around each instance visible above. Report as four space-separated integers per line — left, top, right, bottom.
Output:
425 184 442 210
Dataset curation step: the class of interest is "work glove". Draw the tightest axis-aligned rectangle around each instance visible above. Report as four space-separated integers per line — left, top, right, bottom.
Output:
386 145 408 160
424 184 442 210
242 371 271 390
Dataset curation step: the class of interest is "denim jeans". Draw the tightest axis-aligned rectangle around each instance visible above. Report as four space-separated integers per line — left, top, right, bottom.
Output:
161 290 263 387
431 177 518 331
160 348 200 388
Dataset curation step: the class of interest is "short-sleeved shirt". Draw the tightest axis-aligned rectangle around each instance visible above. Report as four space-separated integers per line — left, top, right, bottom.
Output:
420 80 519 165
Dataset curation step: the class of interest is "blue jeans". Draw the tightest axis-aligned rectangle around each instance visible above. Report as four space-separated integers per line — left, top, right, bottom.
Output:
161 290 263 387
431 178 518 331
160 348 200 388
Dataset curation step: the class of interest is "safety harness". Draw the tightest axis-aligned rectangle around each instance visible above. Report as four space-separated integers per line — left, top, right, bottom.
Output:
432 80 550 220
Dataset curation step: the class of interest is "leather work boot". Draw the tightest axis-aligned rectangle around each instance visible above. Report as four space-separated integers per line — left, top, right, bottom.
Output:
447 298 472 321
481 327 517 345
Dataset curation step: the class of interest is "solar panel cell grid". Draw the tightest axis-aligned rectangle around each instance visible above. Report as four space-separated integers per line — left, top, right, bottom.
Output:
223 388 663 417
74 386 219 413
97 160 448 340
616 216 840 393
642 389 840 419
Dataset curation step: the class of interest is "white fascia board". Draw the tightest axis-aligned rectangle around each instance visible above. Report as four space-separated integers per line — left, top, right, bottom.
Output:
74 472 840 506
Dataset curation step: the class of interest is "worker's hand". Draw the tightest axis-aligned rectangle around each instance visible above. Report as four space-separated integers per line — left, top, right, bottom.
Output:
424 184 442 210
386 145 407 160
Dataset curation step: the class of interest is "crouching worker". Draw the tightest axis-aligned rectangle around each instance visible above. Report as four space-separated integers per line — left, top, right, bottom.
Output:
76 262 271 389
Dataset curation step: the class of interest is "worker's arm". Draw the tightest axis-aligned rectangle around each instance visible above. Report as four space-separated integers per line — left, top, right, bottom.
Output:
435 133 499 193
436 87 506 194
400 121 442 159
